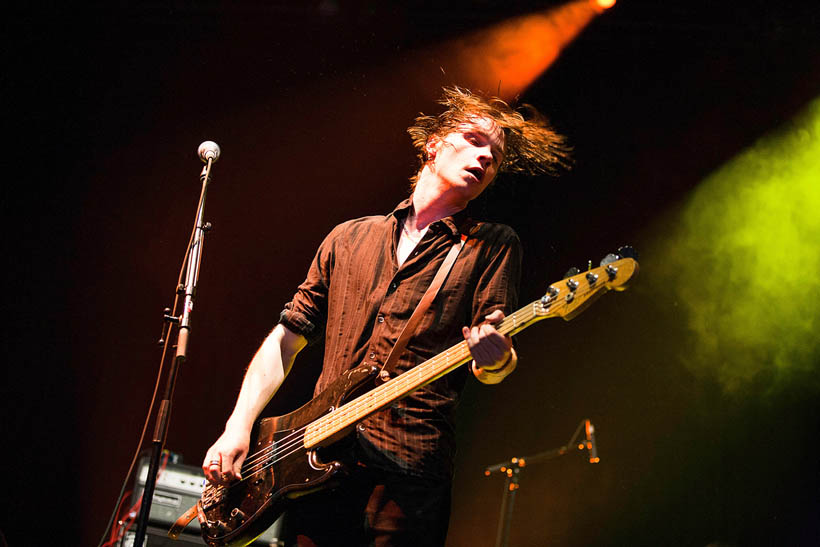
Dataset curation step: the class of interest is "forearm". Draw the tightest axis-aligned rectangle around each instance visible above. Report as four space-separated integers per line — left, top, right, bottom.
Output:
204 324 306 483
226 324 306 432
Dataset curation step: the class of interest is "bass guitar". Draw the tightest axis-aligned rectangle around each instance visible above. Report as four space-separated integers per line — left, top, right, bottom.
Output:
172 250 639 546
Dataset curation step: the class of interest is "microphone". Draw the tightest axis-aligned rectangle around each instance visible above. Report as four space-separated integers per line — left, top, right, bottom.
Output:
198 141 221 163
585 419 599 463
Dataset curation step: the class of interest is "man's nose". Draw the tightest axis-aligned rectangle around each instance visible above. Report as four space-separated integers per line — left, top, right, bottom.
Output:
478 147 493 168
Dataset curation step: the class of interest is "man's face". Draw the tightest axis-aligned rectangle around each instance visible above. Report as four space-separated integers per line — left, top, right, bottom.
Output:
427 116 505 202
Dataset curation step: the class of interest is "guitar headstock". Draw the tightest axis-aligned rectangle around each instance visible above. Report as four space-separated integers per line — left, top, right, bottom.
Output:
536 248 639 321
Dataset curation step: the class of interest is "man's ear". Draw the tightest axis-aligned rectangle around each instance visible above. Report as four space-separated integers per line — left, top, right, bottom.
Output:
426 136 441 161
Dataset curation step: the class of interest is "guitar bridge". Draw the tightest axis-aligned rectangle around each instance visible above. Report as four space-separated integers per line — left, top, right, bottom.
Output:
201 483 227 510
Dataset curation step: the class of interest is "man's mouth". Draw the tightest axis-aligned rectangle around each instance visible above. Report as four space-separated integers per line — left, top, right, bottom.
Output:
465 167 484 182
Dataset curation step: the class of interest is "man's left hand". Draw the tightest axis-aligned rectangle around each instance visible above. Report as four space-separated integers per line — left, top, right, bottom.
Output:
462 309 512 370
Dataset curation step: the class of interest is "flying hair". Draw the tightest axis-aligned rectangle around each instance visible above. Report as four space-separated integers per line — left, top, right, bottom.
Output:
407 86 571 185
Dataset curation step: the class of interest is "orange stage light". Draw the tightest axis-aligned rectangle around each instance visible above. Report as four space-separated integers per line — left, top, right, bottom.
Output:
437 0 607 100
595 0 616 10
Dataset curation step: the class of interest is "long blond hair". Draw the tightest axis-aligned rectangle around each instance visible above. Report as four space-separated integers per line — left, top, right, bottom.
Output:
407 87 571 185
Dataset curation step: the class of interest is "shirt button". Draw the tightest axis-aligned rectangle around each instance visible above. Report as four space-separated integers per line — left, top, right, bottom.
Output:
356 423 366 432
377 315 385 323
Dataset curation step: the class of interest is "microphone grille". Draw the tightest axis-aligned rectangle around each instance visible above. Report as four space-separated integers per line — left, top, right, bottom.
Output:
198 141 221 163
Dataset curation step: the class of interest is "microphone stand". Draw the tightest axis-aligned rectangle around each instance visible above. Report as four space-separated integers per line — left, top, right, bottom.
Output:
483 419 598 547
133 148 218 547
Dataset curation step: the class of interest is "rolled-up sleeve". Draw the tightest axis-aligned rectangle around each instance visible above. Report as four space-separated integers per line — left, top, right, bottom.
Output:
278 224 344 345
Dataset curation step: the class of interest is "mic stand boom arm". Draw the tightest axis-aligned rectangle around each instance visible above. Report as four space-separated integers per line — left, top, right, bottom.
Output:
483 419 598 547
133 151 217 547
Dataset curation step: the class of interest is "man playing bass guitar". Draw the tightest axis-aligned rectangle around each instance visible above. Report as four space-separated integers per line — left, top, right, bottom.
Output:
202 87 568 546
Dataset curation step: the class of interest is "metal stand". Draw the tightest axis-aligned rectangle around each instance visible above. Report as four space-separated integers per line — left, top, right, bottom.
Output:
133 144 220 547
484 419 599 547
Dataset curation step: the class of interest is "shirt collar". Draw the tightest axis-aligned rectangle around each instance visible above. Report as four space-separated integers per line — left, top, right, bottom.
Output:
389 197 473 238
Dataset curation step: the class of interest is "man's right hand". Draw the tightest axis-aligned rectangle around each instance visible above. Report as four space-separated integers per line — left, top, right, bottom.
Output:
202 426 251 485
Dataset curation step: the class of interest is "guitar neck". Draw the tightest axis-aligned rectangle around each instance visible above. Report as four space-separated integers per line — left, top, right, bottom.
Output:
302 256 638 449
302 303 544 448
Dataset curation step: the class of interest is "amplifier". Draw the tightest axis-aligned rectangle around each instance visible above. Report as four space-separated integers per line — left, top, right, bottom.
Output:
129 457 282 546
121 525 208 547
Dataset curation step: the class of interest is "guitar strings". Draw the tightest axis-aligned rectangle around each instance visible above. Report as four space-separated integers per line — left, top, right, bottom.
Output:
226 304 544 489
298 286 582 442
233 345 471 480
222 346 471 489
219 298 551 492
236 340 475 473
238 332 491 472
211 271 620 496
234 358 450 475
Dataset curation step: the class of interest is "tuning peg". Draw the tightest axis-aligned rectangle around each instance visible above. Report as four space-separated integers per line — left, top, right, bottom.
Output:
599 254 618 267
601 246 638 267
564 266 580 278
605 264 619 280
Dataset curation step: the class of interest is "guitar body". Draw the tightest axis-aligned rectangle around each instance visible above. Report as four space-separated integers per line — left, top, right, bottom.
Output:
200 364 379 547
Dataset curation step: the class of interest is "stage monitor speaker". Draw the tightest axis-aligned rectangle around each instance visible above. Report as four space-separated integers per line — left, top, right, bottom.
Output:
121 525 206 547
128 457 282 546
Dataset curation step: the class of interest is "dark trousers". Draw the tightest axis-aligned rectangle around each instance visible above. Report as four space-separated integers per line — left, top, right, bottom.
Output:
279 465 452 547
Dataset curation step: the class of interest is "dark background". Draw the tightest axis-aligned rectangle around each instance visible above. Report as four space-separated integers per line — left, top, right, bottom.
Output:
3 1 819 545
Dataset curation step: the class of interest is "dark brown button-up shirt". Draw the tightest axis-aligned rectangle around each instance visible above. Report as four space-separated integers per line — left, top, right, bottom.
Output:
279 199 521 479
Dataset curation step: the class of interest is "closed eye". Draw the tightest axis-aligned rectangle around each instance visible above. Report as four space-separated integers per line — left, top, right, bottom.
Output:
465 131 503 164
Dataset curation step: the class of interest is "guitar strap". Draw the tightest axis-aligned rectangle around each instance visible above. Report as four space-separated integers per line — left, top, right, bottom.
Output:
168 499 204 539
379 231 468 379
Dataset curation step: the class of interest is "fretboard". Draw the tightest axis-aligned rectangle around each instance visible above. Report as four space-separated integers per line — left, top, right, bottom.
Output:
302 301 542 448
301 254 638 449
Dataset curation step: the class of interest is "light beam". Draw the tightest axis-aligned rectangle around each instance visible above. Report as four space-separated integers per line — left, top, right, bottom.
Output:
658 97 820 393
416 0 609 100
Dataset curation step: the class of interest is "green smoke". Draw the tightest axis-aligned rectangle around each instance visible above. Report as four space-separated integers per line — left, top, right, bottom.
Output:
660 98 820 394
